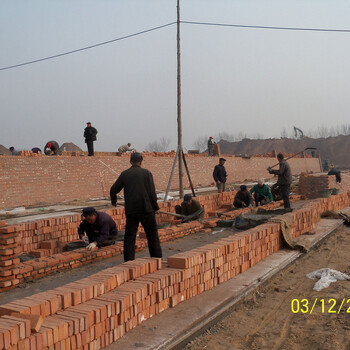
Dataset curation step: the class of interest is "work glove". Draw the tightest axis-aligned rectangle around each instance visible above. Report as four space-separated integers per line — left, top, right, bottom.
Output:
267 167 272 172
87 242 97 250
82 236 89 244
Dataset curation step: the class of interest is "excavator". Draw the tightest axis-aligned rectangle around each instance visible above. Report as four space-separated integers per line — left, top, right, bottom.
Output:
294 126 304 139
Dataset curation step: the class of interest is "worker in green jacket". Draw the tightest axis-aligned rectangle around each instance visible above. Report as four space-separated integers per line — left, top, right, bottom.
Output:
250 179 273 207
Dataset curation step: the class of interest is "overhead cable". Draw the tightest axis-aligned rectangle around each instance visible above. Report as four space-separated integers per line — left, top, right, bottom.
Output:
181 20 350 33
2 20 350 72
0 22 176 71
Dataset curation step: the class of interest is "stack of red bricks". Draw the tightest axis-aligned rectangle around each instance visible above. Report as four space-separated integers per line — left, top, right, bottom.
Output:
29 241 61 258
0 226 21 290
140 220 204 242
298 174 330 199
167 222 282 287
0 194 349 348
17 151 42 157
0 258 162 349
320 192 350 212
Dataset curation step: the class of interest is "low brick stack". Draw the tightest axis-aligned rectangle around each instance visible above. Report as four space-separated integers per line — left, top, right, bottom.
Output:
167 222 282 290
0 226 21 290
298 174 330 198
0 194 349 349
11 191 238 256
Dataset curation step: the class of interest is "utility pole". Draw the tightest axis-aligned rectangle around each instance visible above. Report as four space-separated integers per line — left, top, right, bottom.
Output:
177 0 184 198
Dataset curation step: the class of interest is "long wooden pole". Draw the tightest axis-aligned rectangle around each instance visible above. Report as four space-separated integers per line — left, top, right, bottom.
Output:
177 0 184 198
164 146 179 201
182 150 196 197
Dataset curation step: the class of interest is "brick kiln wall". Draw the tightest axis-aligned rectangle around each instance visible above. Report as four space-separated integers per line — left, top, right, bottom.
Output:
0 156 321 210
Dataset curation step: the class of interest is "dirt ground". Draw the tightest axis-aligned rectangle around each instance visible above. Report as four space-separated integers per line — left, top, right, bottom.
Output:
185 225 350 350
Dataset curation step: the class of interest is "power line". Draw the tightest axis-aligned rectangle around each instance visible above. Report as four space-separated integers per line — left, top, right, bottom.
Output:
0 22 176 71
2 20 350 72
181 20 350 33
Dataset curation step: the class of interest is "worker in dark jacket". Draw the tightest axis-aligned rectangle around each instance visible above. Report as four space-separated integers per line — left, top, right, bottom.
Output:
267 153 292 209
78 207 118 250
84 122 98 156
175 194 204 221
44 141 59 155
234 185 254 208
110 152 162 262
213 158 227 193
328 164 341 183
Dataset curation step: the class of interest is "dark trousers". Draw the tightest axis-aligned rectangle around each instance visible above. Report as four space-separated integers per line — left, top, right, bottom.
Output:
124 212 162 262
254 193 267 206
86 140 94 156
233 200 245 208
279 184 291 209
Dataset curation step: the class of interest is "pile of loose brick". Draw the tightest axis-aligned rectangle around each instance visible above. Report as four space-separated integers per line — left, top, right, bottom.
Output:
298 173 331 199
0 193 348 349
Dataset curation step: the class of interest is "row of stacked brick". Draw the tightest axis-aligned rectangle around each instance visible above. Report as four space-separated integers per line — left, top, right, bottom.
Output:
10 191 238 255
1 193 349 293
0 226 21 290
0 194 348 349
298 174 331 199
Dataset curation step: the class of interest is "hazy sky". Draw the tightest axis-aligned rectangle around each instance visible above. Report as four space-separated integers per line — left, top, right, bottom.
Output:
1 1 350 152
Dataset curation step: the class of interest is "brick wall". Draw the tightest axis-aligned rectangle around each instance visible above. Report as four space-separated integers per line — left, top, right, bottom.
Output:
0 155 321 210
0 194 348 349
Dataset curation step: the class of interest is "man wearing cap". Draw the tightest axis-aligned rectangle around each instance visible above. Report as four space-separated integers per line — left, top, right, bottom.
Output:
83 122 98 156
250 179 273 207
267 153 292 209
110 152 162 262
175 194 204 221
78 207 118 250
44 141 60 155
207 137 215 156
213 158 227 193
233 185 254 208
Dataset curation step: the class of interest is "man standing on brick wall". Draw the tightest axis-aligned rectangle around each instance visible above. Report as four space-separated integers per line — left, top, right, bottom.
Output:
83 122 98 156
213 158 227 193
78 207 118 250
207 137 215 156
110 152 162 262
267 153 292 209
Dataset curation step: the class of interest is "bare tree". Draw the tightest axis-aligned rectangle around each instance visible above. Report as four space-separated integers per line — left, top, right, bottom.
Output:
251 133 264 139
280 128 289 138
217 132 237 142
193 136 208 152
145 137 171 152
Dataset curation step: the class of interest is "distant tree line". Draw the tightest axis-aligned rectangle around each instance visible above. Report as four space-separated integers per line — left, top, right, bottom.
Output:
192 132 264 152
280 124 350 139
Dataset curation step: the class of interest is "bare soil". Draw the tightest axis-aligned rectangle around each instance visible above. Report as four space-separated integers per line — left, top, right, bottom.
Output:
185 225 350 350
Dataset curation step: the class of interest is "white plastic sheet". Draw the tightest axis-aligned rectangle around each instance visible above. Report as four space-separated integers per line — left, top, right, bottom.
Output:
307 268 350 291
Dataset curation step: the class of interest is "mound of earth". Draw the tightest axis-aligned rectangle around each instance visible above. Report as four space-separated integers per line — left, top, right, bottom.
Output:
0 144 11 155
58 142 83 152
219 134 350 169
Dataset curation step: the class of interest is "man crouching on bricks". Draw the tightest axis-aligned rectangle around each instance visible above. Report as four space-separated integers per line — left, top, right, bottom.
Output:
78 207 118 250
